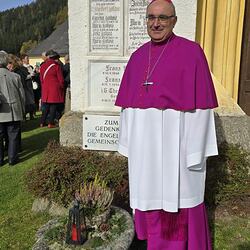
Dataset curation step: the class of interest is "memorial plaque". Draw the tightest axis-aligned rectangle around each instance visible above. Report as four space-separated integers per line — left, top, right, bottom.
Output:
90 0 122 53
83 115 120 151
88 60 127 110
127 0 149 54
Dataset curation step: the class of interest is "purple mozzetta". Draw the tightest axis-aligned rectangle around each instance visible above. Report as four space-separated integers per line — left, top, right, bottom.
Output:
115 34 218 110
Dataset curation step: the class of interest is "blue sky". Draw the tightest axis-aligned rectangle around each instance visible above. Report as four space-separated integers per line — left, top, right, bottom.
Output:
0 0 35 12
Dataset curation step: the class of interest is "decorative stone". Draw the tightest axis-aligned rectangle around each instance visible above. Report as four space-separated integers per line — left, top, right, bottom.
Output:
32 218 58 250
59 111 83 147
32 198 51 213
49 202 68 217
32 198 69 217
32 206 135 250
32 240 49 250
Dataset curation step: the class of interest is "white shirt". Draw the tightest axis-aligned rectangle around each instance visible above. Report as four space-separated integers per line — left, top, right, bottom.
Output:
118 108 218 212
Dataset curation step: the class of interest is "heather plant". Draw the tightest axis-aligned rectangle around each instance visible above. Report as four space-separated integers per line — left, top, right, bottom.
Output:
78 174 114 218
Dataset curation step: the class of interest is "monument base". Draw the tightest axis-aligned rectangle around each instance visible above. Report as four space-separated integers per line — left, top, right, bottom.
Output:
60 111 83 147
59 110 250 152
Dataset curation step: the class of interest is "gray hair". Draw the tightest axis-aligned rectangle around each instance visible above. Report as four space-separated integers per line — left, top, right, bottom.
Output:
0 51 8 67
0 50 8 55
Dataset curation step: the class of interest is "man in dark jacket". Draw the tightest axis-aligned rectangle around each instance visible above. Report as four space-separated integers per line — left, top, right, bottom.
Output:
0 52 25 166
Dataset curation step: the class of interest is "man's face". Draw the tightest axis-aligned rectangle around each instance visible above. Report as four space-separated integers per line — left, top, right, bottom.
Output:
146 0 177 43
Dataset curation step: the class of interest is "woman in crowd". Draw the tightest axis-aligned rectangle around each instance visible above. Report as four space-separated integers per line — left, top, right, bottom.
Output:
7 54 35 120
39 50 64 128
32 64 42 112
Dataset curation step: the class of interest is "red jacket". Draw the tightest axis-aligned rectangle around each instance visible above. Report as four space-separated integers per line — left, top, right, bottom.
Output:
40 59 64 103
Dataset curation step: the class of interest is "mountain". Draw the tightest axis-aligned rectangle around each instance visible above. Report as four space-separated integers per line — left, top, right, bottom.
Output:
0 0 67 55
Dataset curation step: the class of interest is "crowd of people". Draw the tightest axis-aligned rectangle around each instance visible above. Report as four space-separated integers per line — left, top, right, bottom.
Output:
0 49 70 166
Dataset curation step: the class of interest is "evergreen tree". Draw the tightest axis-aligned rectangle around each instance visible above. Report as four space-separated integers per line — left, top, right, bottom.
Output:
0 0 68 55
20 40 38 54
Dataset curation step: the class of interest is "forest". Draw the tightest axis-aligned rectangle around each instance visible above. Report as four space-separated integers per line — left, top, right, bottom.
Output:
0 0 68 55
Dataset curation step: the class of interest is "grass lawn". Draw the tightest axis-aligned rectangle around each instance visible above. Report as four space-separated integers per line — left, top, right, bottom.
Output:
213 216 250 250
0 117 249 249
0 118 58 250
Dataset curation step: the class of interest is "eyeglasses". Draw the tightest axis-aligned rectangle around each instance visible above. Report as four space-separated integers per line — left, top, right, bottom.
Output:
146 14 175 23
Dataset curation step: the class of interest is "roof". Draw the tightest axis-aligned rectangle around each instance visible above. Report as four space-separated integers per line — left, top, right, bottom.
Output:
28 20 69 57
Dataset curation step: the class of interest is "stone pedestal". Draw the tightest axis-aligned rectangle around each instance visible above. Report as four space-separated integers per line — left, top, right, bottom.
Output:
60 111 83 147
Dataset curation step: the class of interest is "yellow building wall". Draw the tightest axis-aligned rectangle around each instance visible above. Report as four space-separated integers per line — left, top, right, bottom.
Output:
29 57 44 67
29 57 66 67
196 0 245 102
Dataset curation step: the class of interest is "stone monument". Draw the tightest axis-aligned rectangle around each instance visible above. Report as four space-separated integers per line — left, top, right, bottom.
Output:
60 0 198 151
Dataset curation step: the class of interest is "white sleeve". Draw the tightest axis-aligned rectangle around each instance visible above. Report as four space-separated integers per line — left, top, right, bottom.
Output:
117 108 128 157
183 109 218 170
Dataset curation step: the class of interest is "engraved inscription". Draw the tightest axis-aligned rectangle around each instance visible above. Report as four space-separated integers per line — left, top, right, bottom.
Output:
128 0 149 54
83 115 120 151
89 61 126 108
90 0 121 51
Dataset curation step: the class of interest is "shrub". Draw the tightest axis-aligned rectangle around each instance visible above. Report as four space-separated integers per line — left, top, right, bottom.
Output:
25 141 128 207
25 141 250 210
205 142 250 207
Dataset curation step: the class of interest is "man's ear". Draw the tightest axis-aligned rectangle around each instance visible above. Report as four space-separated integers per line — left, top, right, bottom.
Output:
173 16 177 27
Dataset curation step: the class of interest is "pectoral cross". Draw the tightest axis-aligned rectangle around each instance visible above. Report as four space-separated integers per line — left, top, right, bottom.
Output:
143 81 154 86
143 81 154 92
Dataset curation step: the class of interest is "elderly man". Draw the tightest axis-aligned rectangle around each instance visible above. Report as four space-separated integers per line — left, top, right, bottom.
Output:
0 52 25 166
115 0 218 249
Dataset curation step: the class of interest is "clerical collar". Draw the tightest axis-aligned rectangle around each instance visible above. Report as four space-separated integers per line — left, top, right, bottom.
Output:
151 33 176 47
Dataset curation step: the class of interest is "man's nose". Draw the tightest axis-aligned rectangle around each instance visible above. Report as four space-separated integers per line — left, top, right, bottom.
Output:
152 17 161 27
